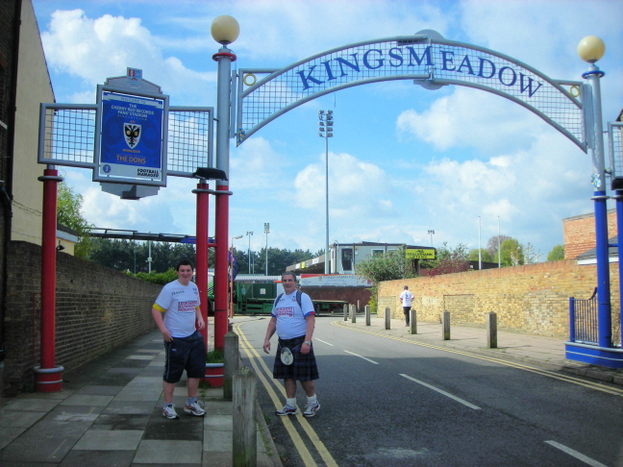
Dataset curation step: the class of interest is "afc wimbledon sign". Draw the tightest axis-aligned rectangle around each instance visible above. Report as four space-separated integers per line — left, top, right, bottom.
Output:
237 31 584 150
95 72 169 187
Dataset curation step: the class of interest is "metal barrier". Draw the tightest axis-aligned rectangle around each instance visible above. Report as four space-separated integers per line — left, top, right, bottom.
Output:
569 288 598 345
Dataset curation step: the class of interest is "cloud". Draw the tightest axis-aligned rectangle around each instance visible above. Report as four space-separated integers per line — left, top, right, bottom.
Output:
396 87 546 153
40 9 214 104
230 137 286 190
294 151 391 218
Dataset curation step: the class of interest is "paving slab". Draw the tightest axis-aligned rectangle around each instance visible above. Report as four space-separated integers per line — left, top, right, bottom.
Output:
60 394 114 407
134 439 202 464
73 429 144 450
74 384 124 396
92 413 151 430
59 449 136 466
2 397 62 412
103 400 156 415
0 419 92 463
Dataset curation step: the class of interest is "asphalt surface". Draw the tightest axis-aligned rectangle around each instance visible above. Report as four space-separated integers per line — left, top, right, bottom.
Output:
236 314 623 466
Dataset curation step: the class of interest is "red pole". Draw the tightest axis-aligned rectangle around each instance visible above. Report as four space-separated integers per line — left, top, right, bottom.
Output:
35 168 64 392
194 182 210 348
214 184 229 350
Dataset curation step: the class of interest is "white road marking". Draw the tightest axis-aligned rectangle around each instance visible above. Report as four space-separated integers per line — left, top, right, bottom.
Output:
315 338 334 346
545 440 607 467
344 350 379 364
400 373 481 410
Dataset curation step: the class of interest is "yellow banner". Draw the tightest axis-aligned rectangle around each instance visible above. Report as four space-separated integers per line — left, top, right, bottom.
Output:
405 248 436 260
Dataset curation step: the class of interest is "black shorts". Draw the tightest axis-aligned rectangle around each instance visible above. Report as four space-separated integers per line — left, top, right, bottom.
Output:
163 331 205 383
273 335 319 382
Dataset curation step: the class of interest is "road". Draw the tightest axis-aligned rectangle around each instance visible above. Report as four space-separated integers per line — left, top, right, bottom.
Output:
234 316 623 466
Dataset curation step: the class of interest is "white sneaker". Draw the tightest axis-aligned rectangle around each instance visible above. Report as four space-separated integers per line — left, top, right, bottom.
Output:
303 401 320 418
162 404 179 419
183 400 206 416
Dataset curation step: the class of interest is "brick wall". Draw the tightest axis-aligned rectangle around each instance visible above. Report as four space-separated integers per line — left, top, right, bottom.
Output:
563 210 617 259
3 241 161 395
378 259 620 338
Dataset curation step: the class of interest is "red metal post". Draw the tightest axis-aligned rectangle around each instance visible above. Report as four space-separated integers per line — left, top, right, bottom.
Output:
35 168 64 392
194 182 210 348
214 184 229 350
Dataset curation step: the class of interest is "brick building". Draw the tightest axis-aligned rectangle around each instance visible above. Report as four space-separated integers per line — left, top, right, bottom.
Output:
563 210 618 260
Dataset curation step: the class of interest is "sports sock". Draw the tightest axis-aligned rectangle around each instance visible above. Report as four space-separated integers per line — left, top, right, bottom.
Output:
307 394 317 404
186 397 197 406
286 397 297 408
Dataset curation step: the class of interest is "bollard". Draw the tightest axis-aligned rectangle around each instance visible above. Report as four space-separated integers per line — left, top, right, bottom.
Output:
233 366 257 467
224 331 240 401
351 304 356 323
442 311 451 340
343 304 348 321
365 305 371 326
487 312 498 348
409 308 417 334
385 307 391 330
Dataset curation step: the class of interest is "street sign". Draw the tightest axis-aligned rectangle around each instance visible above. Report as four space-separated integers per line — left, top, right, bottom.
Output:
95 87 168 186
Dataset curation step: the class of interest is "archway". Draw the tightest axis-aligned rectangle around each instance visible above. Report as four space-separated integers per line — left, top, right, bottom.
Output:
230 30 620 367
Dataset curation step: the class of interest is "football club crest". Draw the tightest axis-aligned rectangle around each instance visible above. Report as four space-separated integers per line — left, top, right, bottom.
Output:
124 123 142 149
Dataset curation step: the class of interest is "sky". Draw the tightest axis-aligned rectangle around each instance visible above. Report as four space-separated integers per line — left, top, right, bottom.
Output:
31 0 623 261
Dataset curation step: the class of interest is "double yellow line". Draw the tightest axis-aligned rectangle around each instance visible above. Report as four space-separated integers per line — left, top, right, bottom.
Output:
234 323 338 467
332 321 623 397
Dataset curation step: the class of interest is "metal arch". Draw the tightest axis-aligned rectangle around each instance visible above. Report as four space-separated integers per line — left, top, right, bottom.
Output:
235 32 587 152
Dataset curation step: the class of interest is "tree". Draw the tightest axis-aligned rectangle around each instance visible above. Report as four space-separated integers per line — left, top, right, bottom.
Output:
57 183 93 258
500 238 524 266
420 242 470 276
356 248 412 284
468 248 493 263
486 235 511 258
547 244 565 261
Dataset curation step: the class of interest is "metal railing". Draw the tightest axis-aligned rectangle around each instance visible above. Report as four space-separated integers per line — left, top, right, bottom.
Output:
569 289 598 345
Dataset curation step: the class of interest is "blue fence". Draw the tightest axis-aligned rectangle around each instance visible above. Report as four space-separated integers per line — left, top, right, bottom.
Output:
569 289 599 345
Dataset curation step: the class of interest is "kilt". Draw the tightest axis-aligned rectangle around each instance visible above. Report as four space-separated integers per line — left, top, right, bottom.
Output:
273 335 319 381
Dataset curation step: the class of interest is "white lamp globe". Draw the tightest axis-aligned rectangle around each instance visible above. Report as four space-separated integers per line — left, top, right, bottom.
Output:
577 35 605 63
211 15 240 45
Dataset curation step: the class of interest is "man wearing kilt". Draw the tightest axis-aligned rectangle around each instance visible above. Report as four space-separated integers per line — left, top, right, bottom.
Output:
262 272 320 417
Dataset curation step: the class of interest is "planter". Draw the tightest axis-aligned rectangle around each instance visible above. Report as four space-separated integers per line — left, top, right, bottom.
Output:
204 362 224 387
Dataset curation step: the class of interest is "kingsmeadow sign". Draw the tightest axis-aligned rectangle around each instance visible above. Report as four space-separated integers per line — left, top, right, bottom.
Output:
236 31 586 151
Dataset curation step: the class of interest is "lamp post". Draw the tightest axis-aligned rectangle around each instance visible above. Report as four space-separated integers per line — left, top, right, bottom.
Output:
211 15 239 350
264 222 270 276
478 216 482 270
319 110 334 274
231 234 243 250
427 229 435 246
578 35 611 348
246 231 253 274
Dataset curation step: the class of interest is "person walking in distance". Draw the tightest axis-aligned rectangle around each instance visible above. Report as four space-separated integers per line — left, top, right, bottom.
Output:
262 272 320 417
151 259 206 419
400 285 414 326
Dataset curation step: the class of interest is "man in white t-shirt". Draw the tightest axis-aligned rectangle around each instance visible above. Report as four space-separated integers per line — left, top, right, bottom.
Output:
399 285 414 326
262 272 320 418
152 260 206 419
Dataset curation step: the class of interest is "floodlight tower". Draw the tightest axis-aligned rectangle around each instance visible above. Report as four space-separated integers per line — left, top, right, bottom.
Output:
319 110 334 274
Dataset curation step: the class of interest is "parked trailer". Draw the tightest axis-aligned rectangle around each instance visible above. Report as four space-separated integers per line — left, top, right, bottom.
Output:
233 278 348 315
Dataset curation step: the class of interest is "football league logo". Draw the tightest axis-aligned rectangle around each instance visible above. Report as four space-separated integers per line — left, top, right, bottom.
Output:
124 123 141 149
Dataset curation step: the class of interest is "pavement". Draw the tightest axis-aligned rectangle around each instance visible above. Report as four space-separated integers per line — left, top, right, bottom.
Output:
1 314 622 467
0 327 282 467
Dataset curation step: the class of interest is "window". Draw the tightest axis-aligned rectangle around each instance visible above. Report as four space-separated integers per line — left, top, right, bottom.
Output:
372 249 384 257
341 248 353 271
